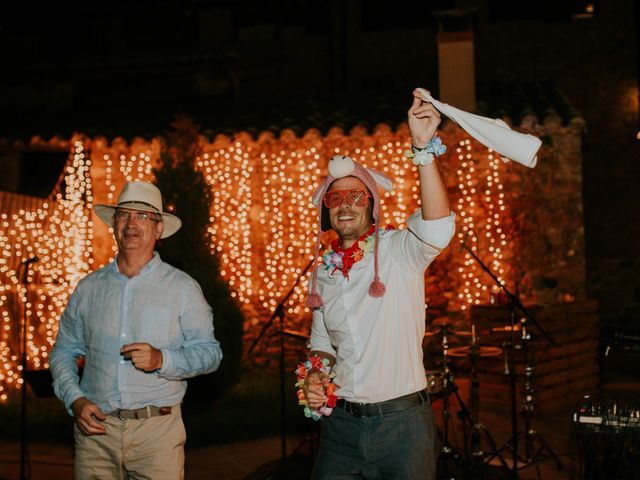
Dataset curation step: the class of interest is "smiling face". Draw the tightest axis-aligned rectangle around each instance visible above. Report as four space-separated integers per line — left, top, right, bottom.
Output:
113 208 164 260
327 176 374 248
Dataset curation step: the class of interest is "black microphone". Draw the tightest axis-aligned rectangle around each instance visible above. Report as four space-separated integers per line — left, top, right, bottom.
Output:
22 256 39 265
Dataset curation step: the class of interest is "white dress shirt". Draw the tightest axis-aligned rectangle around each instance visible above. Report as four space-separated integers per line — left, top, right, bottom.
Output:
309 211 456 403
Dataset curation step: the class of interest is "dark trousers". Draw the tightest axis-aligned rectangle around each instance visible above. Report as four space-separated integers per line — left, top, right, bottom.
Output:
312 399 438 479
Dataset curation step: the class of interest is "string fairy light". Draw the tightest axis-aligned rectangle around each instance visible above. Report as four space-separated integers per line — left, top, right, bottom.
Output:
0 136 93 401
455 138 510 310
0 127 515 401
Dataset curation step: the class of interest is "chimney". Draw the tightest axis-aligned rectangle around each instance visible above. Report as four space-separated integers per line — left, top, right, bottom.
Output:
435 9 477 112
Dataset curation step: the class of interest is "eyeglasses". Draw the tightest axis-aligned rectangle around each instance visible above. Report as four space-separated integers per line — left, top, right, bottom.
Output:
322 189 371 209
114 209 161 223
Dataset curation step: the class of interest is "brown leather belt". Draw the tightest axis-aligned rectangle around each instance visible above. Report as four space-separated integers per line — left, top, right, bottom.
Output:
337 390 429 417
108 405 173 421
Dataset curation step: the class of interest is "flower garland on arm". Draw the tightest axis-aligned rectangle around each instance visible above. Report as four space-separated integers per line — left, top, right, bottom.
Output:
295 355 338 421
404 134 447 166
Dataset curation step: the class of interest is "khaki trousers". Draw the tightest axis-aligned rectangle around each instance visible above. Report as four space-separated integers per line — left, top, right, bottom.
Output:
74 405 185 480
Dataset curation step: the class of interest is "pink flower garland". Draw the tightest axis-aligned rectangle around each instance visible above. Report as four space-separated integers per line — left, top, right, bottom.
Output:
294 355 338 421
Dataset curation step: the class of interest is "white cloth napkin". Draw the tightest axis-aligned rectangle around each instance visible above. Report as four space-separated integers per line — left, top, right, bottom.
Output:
415 88 541 168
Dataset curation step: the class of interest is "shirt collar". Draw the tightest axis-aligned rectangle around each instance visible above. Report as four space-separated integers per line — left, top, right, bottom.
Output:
111 251 161 277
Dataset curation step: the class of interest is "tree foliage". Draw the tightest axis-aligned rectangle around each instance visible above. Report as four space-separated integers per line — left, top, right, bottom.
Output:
154 115 244 401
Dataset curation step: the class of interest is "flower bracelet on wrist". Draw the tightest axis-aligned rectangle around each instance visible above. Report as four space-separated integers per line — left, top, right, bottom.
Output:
405 134 447 166
295 355 338 421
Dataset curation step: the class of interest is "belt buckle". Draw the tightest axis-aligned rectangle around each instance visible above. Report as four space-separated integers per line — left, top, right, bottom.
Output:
117 409 127 421
345 402 355 416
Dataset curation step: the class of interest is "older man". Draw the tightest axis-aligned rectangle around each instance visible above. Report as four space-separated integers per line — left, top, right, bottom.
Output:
303 90 455 479
50 181 222 479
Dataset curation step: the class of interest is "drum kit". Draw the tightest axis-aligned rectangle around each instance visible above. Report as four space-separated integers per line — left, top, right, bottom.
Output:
424 316 511 477
424 307 565 479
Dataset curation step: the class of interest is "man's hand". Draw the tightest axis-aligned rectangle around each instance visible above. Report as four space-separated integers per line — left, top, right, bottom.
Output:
121 343 163 372
72 397 107 436
303 370 330 409
408 89 441 148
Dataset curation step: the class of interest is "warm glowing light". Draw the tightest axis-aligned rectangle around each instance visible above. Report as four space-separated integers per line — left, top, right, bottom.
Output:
455 142 510 310
0 127 515 402
0 138 93 401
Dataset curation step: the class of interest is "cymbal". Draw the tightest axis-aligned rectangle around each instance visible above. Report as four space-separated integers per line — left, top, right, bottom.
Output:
491 325 522 333
447 345 503 358
282 329 310 341
432 317 454 326
424 329 473 338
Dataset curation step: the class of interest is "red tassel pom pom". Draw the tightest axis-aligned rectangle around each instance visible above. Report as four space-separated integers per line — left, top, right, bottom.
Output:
306 292 324 309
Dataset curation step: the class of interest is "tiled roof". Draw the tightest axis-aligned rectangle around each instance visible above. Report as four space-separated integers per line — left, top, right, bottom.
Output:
476 81 583 128
202 81 584 140
0 82 582 146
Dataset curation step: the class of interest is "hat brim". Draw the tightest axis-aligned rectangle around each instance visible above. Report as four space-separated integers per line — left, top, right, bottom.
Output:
94 204 182 239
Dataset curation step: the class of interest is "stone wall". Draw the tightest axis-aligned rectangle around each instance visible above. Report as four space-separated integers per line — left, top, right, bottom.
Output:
507 116 588 305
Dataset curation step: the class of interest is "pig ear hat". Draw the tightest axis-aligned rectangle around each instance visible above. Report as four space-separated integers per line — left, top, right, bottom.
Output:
307 155 394 309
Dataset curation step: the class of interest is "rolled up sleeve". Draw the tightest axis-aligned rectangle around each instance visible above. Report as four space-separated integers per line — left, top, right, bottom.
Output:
50 289 87 415
389 210 456 275
407 210 456 249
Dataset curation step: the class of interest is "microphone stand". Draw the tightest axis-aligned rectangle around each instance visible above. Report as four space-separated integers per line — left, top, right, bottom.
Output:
461 241 556 479
248 259 314 465
19 259 36 480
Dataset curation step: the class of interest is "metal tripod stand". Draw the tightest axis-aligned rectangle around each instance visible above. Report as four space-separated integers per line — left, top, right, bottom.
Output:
436 325 510 479
491 317 564 478
247 260 315 470
465 340 510 475
461 240 562 479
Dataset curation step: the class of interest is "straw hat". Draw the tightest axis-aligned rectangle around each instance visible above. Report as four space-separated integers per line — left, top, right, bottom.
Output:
94 182 181 239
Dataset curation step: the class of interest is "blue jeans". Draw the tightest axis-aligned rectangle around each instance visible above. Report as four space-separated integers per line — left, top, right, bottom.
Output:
312 399 438 479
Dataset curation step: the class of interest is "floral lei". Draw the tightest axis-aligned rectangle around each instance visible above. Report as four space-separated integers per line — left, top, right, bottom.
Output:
322 225 376 279
295 355 338 421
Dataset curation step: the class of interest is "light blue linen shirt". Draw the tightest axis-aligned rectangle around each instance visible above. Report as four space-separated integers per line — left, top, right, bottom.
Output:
50 252 223 415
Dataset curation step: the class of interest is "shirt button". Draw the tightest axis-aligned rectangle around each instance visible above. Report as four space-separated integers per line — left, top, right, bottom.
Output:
120 359 124 365
121 333 126 338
